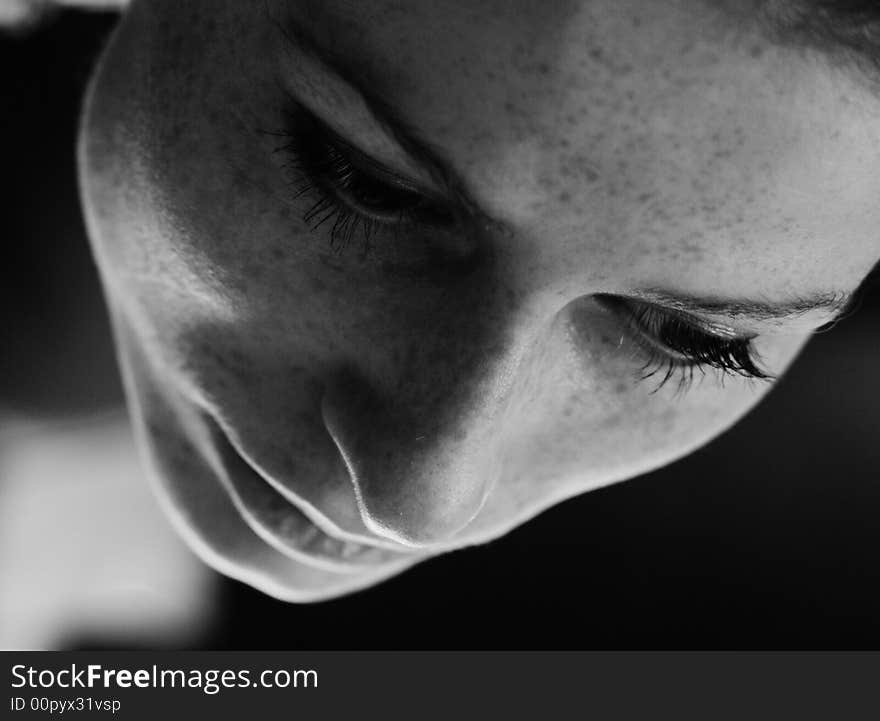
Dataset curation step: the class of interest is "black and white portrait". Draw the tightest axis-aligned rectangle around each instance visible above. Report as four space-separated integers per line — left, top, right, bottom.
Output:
2 0 879 650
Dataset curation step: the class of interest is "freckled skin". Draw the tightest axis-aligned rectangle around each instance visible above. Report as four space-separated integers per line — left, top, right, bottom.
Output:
80 0 880 601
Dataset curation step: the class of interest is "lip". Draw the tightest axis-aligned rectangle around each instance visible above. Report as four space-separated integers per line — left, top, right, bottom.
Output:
203 414 417 573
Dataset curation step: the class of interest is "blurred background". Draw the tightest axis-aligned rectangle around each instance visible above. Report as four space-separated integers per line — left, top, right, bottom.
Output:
2 10 879 650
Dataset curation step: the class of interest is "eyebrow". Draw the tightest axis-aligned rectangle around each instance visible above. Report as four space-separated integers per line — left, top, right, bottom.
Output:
273 16 477 207
633 288 856 327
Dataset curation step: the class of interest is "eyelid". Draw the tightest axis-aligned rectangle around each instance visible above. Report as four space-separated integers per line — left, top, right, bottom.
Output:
324 130 444 201
601 295 753 341
647 304 751 341
308 127 462 232
282 90 444 200
597 295 772 388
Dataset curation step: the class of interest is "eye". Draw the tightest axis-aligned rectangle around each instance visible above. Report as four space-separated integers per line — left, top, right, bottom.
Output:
273 104 457 253
598 295 773 392
319 142 430 219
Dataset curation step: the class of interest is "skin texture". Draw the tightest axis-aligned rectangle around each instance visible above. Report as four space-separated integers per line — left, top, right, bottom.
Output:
79 0 880 601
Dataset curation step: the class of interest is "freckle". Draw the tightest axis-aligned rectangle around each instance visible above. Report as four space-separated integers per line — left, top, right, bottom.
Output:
558 190 572 203
538 62 550 75
614 382 629 394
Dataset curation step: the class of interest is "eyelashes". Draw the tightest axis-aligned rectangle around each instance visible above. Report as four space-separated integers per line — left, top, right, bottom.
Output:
268 105 773 394
599 295 773 393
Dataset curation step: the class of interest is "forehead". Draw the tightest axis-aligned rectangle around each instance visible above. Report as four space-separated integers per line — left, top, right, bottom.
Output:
289 0 776 151
272 1 880 298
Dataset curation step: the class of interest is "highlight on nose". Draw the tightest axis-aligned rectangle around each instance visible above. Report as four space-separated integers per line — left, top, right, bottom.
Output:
320 371 497 548
347 443 493 548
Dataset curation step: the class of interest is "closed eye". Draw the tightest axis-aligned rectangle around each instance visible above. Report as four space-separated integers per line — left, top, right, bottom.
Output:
274 102 457 252
597 294 773 392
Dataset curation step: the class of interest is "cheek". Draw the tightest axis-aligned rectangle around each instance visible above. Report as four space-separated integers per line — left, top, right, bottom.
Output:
494 299 790 505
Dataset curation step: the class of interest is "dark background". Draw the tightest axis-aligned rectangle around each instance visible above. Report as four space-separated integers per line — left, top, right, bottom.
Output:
3 11 879 649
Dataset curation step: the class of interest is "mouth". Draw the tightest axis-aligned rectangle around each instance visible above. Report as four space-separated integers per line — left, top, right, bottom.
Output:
203 414 417 574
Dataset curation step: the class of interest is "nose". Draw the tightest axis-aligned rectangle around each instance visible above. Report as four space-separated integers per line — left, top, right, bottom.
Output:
321 361 507 548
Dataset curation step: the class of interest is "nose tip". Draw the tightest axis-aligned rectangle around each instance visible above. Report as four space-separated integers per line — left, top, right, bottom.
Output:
348 449 492 548
321 380 496 548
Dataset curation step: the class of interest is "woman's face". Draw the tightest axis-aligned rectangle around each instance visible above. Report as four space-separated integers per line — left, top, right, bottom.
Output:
80 0 880 600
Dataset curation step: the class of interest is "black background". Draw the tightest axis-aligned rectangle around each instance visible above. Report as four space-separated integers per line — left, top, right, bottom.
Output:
3 11 879 649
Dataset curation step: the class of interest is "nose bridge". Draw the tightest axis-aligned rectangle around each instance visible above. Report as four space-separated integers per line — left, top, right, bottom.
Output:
320 281 528 547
